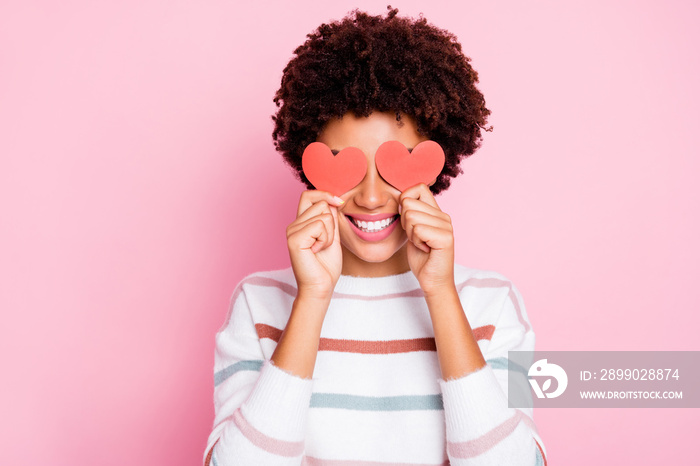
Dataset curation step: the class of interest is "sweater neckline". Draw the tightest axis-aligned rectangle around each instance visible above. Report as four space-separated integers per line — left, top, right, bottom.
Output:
333 269 421 296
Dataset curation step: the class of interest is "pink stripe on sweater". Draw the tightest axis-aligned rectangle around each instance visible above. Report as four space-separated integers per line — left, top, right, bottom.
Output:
233 276 425 302
203 439 217 466
456 277 530 333
256 323 495 353
302 457 449 466
235 274 520 304
508 288 530 333
447 410 531 458
472 324 495 341
332 289 425 300
221 276 297 329
224 275 527 336
232 408 304 457
535 439 547 466
244 276 298 296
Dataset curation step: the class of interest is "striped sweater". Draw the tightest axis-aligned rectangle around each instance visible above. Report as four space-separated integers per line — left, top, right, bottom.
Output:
205 265 547 465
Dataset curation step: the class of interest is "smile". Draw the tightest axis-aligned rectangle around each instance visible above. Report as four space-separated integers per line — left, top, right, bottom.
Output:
345 214 399 234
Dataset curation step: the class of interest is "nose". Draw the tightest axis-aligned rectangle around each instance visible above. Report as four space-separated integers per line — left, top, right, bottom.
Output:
352 163 393 210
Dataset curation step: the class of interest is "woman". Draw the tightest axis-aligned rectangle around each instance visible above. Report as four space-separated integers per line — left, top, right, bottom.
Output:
205 7 547 465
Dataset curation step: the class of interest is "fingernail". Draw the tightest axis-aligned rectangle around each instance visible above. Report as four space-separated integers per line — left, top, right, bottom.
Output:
333 196 344 205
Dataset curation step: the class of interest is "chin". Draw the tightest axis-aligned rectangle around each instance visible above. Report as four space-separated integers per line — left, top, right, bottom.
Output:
352 248 398 264
341 237 408 264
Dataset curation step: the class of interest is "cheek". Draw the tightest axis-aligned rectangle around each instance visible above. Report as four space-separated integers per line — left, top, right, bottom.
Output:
337 217 358 246
395 225 408 241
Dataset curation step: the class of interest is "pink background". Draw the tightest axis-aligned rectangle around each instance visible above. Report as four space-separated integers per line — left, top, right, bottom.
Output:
1 1 698 464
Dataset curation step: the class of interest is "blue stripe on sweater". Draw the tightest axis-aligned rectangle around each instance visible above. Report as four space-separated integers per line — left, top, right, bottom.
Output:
487 357 529 375
487 357 509 370
214 358 525 387
310 393 444 411
214 359 264 386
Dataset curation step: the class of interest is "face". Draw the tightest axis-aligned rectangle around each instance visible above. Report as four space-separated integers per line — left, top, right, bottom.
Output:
316 111 429 277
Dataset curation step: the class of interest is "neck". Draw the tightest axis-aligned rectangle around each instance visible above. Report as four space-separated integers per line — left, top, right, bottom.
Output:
340 244 410 277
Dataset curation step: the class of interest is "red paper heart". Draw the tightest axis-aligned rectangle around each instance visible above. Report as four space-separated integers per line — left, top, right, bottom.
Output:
375 140 445 191
302 142 368 196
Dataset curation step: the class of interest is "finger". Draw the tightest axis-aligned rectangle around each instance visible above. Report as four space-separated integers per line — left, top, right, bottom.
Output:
401 209 452 234
401 210 452 250
297 190 345 217
410 223 453 252
407 234 431 254
287 212 335 244
307 219 330 254
411 240 431 254
288 218 330 253
314 210 336 252
294 200 333 224
400 201 452 234
400 197 451 222
399 183 440 209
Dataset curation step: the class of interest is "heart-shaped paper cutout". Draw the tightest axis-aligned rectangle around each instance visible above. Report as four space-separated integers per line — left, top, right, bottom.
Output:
302 142 368 196
375 140 445 191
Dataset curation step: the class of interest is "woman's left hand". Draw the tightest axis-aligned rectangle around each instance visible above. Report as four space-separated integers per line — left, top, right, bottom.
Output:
400 183 455 295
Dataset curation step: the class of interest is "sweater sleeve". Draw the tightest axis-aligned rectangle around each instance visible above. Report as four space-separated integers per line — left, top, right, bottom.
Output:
203 281 314 466
438 280 548 466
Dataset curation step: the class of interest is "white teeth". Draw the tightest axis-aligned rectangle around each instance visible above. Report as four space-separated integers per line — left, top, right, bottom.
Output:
350 216 396 233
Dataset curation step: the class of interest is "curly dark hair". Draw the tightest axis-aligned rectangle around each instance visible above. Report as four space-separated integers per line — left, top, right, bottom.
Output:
272 6 492 194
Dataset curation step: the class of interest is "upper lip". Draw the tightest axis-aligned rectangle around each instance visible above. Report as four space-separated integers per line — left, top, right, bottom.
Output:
343 213 398 221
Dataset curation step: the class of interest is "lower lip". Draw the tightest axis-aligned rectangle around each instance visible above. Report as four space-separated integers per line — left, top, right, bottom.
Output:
346 216 400 242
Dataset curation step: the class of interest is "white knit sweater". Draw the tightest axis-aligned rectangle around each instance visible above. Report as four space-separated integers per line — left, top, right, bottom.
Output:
205 264 547 465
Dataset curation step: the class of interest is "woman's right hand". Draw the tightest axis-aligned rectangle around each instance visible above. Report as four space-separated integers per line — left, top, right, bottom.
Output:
286 190 344 301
